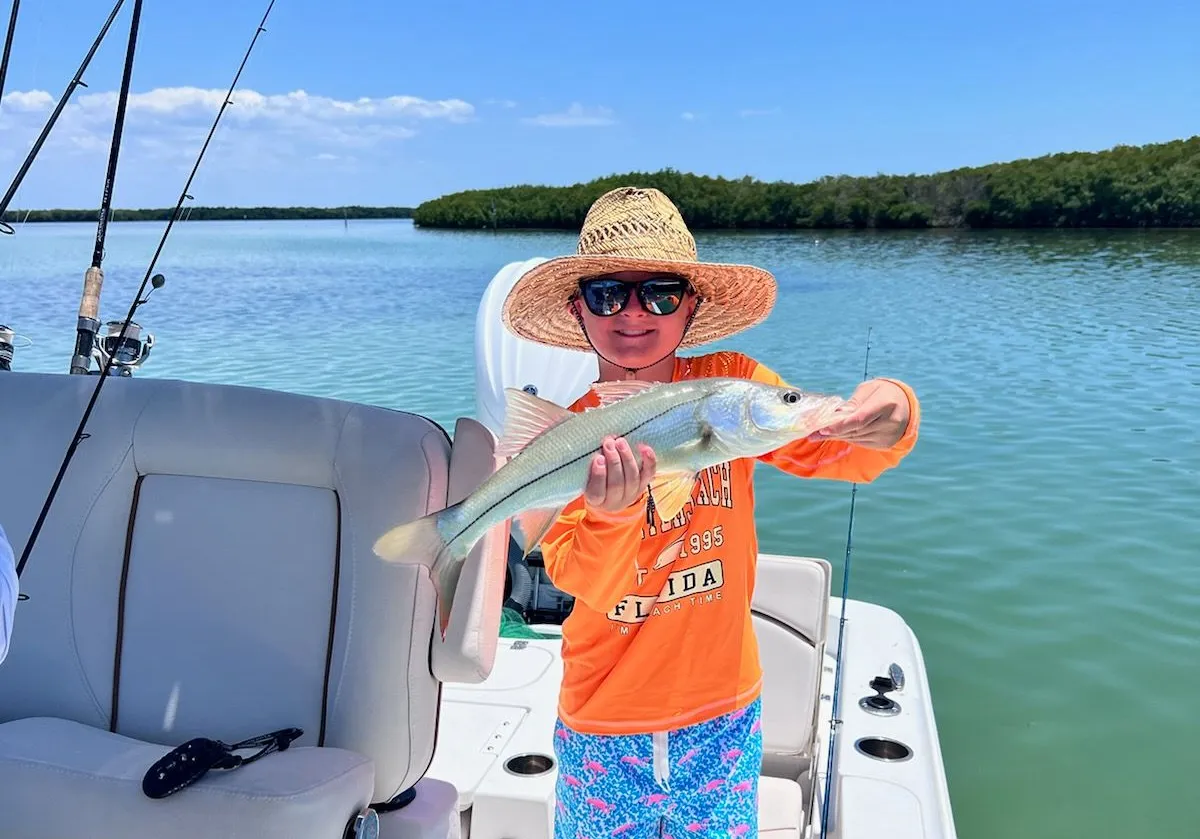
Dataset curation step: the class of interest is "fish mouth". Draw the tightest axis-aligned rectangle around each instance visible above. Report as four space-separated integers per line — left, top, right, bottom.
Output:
772 396 847 437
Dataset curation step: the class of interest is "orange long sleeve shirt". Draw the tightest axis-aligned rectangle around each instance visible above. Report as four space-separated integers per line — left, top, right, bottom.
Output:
539 351 921 735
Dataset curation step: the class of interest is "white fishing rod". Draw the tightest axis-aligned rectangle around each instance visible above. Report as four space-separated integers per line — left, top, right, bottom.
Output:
818 326 872 839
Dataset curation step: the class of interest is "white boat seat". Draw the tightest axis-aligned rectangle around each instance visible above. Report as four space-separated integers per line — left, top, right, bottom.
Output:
0 372 508 838
0 717 373 838
753 553 832 782
759 775 806 839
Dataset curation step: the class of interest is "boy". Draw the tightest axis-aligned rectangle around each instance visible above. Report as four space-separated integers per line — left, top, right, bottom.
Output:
501 187 920 838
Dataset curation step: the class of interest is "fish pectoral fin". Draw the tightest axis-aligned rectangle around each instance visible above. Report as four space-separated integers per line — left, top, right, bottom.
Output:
498 388 573 457
589 380 655 407
647 470 697 523
511 505 566 556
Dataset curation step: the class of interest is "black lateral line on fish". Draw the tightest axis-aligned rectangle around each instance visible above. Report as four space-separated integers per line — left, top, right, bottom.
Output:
444 393 710 551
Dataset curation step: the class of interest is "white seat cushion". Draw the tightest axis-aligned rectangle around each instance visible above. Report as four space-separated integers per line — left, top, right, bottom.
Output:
759 775 805 838
0 717 374 839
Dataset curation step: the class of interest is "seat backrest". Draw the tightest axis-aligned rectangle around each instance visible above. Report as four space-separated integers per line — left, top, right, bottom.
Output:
0 372 502 804
474 258 597 436
752 553 831 780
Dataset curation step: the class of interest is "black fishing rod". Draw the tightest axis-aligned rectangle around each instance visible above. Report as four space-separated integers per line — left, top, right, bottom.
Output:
0 0 19 102
71 0 143 376
0 0 126 235
16 0 278 581
818 326 872 839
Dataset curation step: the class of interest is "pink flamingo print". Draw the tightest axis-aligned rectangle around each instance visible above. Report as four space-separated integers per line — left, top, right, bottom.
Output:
640 793 670 806
685 820 710 833
611 823 637 836
562 774 585 788
731 779 754 794
556 728 570 741
620 755 650 767
750 719 762 735
582 758 608 776
729 824 752 837
722 747 743 762
729 706 748 721
677 748 699 765
556 800 567 815
700 779 724 794
585 797 614 814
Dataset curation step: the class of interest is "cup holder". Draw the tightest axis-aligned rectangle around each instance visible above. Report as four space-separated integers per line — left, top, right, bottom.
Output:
858 694 900 716
503 753 556 777
854 737 912 763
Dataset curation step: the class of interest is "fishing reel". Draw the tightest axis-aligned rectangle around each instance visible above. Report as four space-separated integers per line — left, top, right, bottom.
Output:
92 320 155 376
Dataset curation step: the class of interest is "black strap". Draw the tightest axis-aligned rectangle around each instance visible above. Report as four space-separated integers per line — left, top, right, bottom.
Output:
142 727 303 799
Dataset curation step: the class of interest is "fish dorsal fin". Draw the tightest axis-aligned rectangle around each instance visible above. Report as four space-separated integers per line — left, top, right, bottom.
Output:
497 388 572 458
647 470 697 523
590 380 655 407
511 505 566 556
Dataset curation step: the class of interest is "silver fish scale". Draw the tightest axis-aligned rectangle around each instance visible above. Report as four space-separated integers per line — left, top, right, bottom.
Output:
442 378 765 555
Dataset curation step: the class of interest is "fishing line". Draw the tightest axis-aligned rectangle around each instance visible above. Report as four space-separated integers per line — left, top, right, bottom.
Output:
15 0 278 583
818 326 872 839
0 0 126 234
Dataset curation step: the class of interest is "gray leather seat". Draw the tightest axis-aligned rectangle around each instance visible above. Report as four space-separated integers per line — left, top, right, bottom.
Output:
0 372 507 838
753 553 834 836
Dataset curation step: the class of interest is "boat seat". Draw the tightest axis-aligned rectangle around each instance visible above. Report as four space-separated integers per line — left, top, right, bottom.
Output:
752 553 831 784
759 775 805 839
0 372 509 839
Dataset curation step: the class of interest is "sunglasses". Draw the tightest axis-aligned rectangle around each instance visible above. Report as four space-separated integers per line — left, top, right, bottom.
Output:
577 275 691 317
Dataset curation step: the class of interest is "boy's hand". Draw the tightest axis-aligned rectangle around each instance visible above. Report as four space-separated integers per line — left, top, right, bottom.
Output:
813 379 910 449
584 436 657 514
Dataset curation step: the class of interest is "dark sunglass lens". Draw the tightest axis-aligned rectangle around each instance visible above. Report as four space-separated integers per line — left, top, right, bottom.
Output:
581 280 630 316
638 280 686 315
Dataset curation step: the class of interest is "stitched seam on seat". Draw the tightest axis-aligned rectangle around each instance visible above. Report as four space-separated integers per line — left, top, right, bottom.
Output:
67 442 136 725
320 406 353 747
326 408 356 744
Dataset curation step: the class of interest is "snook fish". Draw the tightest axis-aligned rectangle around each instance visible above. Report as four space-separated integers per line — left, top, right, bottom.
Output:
373 377 845 626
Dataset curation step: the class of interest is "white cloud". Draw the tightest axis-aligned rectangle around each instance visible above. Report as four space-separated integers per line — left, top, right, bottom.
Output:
0 86 472 163
0 86 475 205
739 107 781 118
681 111 697 121
522 103 615 128
486 98 518 109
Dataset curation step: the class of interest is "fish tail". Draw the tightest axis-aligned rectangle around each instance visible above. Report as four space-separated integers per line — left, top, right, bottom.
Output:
373 503 466 629
373 506 454 563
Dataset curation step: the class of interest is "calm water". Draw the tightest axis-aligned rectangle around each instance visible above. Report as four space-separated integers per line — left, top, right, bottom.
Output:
3 220 1198 838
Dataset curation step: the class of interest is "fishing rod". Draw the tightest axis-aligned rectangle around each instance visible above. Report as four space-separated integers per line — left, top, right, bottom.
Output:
15 0 278 582
71 0 143 376
0 0 126 235
818 326 872 839
0 0 19 102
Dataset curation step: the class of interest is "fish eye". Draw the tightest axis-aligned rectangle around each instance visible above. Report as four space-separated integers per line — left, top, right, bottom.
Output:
782 390 800 404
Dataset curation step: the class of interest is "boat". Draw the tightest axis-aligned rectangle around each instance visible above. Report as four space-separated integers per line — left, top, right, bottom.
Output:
0 4 957 836
0 253 957 839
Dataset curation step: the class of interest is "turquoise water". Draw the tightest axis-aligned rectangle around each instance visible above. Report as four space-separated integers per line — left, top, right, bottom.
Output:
3 220 1198 838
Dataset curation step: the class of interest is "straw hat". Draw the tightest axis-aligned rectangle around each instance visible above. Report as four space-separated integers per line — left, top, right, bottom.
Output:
502 187 777 351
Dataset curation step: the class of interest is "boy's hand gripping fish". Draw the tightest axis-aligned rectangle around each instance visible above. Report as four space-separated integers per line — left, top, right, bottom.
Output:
373 377 846 627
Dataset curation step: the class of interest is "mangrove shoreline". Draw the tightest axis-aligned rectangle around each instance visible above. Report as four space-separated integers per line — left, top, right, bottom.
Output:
0 206 414 224
412 136 1200 231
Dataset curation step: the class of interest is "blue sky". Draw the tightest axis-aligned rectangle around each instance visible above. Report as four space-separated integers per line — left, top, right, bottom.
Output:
1 0 1197 208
